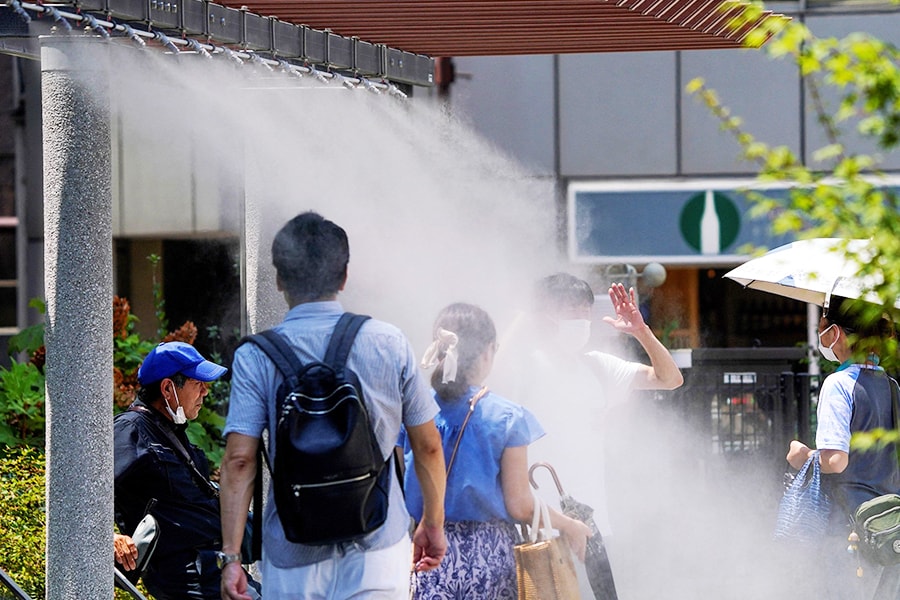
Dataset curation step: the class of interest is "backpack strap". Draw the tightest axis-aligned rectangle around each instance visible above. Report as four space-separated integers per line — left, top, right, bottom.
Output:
242 330 304 385
124 404 220 499
238 329 304 473
890 375 899 432
323 312 371 371
238 329 302 563
321 313 403 502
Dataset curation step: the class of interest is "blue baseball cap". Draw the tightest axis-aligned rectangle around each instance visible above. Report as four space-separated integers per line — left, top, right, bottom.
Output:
137 342 228 385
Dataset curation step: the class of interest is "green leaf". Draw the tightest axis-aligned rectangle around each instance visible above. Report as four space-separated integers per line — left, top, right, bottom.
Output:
811 143 844 162
686 78 705 93
7 324 45 357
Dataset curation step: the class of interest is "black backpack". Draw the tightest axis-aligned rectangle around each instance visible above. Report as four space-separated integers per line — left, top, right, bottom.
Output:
242 312 393 545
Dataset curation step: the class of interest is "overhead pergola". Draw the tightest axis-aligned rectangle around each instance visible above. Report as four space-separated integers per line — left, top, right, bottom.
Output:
1 0 787 87
235 0 788 56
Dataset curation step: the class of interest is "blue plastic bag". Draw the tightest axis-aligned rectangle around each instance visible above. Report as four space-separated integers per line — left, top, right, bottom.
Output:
774 450 831 541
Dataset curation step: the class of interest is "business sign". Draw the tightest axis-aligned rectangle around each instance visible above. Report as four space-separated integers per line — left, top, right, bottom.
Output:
567 179 797 266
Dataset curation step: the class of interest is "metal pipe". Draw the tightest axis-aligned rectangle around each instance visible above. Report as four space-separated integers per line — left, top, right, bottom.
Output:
807 302 820 377
13 1 397 92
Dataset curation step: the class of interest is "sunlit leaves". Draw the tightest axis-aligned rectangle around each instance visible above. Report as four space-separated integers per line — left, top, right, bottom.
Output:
687 18 900 360
812 144 844 163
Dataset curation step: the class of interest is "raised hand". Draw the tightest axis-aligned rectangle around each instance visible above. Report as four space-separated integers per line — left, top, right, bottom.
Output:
602 283 646 335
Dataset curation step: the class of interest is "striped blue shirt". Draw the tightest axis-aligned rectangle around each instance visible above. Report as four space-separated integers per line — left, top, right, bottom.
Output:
224 300 438 567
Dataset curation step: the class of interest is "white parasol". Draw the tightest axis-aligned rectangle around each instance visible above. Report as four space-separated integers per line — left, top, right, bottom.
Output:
724 238 886 306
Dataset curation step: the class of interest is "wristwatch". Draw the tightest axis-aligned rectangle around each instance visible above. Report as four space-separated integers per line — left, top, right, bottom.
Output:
215 551 242 569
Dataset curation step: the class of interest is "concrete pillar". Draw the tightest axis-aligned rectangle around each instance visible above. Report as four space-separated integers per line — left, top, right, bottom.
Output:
40 35 113 600
241 179 261 334
242 154 282 333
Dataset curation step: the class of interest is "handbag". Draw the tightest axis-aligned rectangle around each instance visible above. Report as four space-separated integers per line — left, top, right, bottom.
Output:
115 509 160 587
514 491 580 600
773 450 831 541
853 494 900 566
131 512 160 575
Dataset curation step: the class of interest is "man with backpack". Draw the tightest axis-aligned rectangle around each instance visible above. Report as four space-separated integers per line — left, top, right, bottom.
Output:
219 211 448 600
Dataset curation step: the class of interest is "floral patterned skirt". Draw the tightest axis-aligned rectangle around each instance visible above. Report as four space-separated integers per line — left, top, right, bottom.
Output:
411 519 520 600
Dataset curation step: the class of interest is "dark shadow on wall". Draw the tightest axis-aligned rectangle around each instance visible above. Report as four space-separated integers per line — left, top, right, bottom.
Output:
162 238 242 369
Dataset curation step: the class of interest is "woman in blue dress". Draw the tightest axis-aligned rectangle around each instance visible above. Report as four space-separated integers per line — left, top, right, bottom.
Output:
401 302 591 599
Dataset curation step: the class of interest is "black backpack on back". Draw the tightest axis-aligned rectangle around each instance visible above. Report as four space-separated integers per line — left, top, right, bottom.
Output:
242 312 392 545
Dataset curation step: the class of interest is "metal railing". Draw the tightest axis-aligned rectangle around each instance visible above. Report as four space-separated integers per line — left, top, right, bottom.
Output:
667 347 816 472
0 565 149 599
0 567 31 600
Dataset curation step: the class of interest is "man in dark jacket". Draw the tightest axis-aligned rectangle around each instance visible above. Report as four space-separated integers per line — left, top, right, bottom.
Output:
113 341 259 600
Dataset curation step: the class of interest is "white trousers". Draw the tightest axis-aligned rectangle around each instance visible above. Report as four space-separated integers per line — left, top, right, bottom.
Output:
260 536 410 599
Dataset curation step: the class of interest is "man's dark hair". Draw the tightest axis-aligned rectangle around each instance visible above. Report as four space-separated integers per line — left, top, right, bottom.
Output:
534 272 594 315
272 211 350 303
825 295 894 340
136 373 189 404
824 295 859 333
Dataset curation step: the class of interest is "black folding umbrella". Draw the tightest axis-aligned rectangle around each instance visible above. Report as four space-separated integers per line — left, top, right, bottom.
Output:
529 462 619 600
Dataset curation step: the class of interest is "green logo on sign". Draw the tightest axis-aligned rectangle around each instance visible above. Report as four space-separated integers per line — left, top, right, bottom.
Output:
679 190 740 254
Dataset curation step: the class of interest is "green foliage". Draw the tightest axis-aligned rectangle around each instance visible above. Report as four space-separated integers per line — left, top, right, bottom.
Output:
0 360 45 447
851 428 900 458
147 254 168 341
114 331 155 380
3 285 232 466
7 299 46 360
0 445 46 599
0 446 155 599
187 325 237 468
187 405 227 467
7 324 44 358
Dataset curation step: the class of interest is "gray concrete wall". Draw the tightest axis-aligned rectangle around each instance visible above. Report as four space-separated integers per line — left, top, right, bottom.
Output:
680 46 801 175
804 12 900 171
447 9 900 182
559 51 679 177
451 54 557 176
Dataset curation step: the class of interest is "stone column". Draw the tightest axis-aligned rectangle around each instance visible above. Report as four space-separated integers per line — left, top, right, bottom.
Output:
40 35 113 600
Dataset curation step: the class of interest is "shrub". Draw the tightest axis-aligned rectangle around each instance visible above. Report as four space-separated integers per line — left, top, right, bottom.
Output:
0 445 46 598
0 361 45 447
0 446 155 599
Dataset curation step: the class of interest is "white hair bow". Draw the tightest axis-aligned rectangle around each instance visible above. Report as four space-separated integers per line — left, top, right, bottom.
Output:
420 328 459 383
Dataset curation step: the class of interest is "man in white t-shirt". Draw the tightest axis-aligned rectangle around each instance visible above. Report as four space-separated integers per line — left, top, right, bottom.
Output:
492 272 683 598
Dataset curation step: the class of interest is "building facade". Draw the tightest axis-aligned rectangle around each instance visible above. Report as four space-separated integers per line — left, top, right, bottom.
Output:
438 3 900 349
2 3 900 365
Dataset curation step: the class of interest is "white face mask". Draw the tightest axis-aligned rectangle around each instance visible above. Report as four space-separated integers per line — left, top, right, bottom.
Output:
165 386 188 425
818 324 840 363
556 319 592 353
